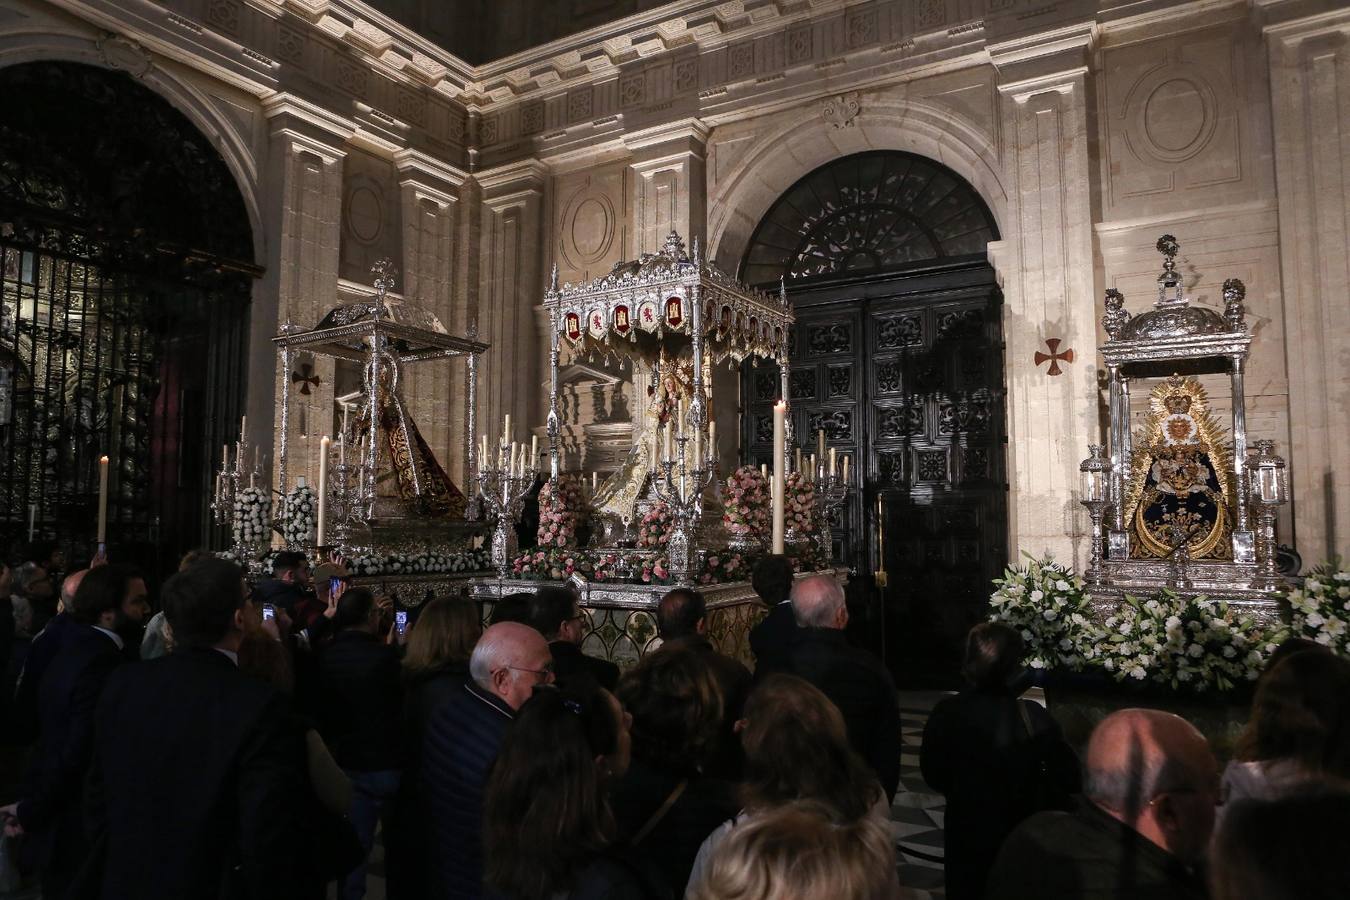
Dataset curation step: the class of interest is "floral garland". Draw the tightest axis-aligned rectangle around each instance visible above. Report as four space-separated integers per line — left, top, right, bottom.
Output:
699 551 749 585
1098 592 1285 692
722 466 771 542
537 475 587 549
987 556 1102 671
512 548 594 581
1285 566 1350 656
784 471 815 535
637 501 674 549
282 485 318 547
232 486 273 547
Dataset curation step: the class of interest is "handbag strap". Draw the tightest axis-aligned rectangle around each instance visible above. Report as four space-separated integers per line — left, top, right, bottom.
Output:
632 779 688 846
1016 698 1035 739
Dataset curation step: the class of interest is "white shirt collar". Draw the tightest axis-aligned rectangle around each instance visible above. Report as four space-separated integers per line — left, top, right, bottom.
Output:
93 625 124 650
214 647 239 666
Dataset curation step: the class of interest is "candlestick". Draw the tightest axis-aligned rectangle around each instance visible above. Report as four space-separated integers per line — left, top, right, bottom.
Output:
692 431 701 471
795 446 802 474
760 463 768 480
531 434 539 466
249 471 255 490
97 455 109 543
708 421 716 453
817 428 826 461
222 444 229 469
772 402 786 554
339 433 346 465
810 454 817 481
664 423 674 463
591 471 598 492
503 414 512 446
317 435 330 547
678 398 687 437
240 415 247 439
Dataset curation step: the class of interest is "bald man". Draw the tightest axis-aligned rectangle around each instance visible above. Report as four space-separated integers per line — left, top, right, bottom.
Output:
11 569 88 742
986 708 1217 900
785 574 901 800
422 622 555 899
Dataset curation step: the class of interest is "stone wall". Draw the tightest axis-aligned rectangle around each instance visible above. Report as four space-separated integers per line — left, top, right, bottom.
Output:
5 0 1347 566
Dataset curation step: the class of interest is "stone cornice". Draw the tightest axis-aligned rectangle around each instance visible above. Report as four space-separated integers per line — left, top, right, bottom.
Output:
1252 0 1350 37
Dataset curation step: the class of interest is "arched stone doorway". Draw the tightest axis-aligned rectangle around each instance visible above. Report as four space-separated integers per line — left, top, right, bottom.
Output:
741 150 1005 685
0 61 257 572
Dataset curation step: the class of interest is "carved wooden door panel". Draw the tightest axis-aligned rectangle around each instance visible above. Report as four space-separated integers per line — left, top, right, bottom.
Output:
742 273 1006 684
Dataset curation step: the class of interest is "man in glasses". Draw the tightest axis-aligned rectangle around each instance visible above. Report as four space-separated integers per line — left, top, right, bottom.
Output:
422 621 554 899
986 708 1217 900
527 585 619 692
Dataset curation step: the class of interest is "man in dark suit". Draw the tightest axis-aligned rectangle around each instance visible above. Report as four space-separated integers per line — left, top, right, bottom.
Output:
747 554 796 675
657 587 752 778
423 621 554 899
85 557 304 900
1 565 142 898
315 587 403 900
527 586 618 691
786 574 901 801
10 568 87 743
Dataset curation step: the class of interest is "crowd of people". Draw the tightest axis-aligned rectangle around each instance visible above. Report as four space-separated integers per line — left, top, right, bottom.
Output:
0 542 1348 899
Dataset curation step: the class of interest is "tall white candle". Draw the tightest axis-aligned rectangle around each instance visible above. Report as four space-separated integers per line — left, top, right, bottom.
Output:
592 471 598 492
317 435 331 547
707 421 716 455
691 431 701 470
664 423 673 463
795 446 802 474
772 402 786 554
28 504 36 541
222 444 229 469
97 455 109 543
817 428 826 461
841 455 850 483
503 414 512 446
531 434 539 464
829 447 837 477
678 399 688 437
760 463 768 480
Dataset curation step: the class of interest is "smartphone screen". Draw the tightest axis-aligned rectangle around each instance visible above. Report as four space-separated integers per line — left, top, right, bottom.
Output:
330 576 342 596
395 610 408 636
262 603 275 622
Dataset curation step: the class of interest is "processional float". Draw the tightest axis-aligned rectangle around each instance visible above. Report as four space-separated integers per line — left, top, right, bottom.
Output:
534 231 798 582
213 259 490 591
1080 235 1288 619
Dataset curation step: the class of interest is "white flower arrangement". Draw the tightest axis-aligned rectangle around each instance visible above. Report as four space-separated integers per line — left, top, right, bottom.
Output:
987 555 1102 671
1286 566 1350 656
1097 591 1285 692
282 485 317 547
346 547 491 577
232 486 273 547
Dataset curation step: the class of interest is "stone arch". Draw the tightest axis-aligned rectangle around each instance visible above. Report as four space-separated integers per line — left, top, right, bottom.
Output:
708 95 1006 279
0 29 266 267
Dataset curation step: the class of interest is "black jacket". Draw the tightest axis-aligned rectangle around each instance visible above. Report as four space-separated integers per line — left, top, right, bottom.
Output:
423 681 515 899
251 577 309 613
550 640 620 692
315 629 405 772
786 627 901 800
387 660 472 900
985 799 1208 900
921 690 1081 900
610 759 738 898
16 624 123 877
88 647 306 900
748 602 797 676
10 611 74 744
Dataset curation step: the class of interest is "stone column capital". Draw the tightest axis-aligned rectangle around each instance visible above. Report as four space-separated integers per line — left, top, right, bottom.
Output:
1253 0 1350 38
476 158 550 203
262 93 354 161
395 148 468 205
622 117 710 164
989 22 1097 103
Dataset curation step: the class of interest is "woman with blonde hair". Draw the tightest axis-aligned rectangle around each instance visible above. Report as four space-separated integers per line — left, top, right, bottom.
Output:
687 674 889 891
687 800 899 900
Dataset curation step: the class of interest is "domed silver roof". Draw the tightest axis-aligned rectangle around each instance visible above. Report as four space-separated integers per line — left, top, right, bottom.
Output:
1120 303 1227 341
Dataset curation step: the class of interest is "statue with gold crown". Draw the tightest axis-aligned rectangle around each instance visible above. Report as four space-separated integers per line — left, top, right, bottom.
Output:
1124 375 1235 561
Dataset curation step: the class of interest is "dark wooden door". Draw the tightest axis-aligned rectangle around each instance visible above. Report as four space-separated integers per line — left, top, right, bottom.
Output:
742 263 1007 684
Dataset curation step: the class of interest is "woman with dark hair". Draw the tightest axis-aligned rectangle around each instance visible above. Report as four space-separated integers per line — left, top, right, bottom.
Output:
1210 781 1350 900
484 683 658 900
919 622 1080 900
1220 649 1350 825
687 674 890 890
611 645 737 897
387 596 482 900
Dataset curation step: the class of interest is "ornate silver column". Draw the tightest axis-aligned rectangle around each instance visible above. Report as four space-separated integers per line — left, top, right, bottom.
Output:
466 330 480 521
547 264 562 482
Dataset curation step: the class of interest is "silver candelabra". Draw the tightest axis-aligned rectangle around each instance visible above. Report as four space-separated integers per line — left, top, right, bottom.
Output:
478 442 540 578
651 430 718 583
811 468 851 562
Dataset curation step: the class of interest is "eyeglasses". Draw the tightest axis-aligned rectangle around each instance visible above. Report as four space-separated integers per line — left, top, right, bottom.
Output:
504 664 555 680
